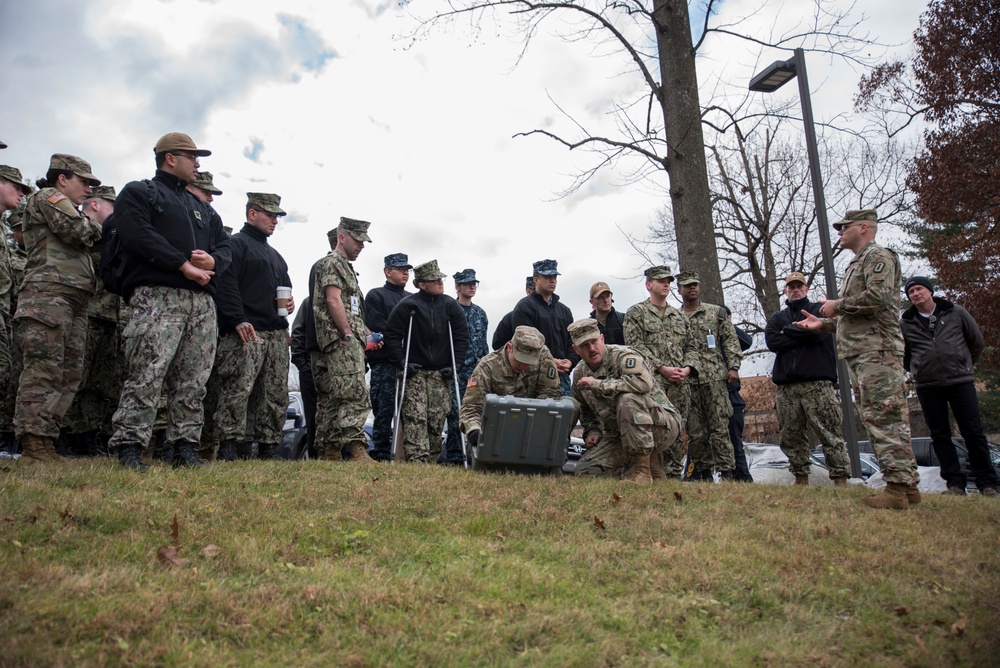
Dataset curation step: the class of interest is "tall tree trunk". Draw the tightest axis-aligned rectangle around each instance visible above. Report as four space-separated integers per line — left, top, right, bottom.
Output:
652 0 723 305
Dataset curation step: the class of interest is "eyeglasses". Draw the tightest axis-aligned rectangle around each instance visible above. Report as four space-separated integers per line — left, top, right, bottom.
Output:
171 152 200 163
833 221 866 232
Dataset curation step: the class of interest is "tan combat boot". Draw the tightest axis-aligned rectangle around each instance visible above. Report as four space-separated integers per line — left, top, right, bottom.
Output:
832 477 848 488
905 485 922 505
861 482 910 510
623 455 653 483
348 442 374 463
19 435 67 464
317 447 343 461
649 452 667 481
794 474 810 486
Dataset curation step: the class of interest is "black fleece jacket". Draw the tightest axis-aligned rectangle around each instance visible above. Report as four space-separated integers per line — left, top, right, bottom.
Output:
764 296 838 385
385 289 469 372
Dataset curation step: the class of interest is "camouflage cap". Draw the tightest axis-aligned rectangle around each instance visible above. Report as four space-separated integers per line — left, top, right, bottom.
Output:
833 209 878 231
384 253 412 269
0 165 31 195
223 226 234 236
525 276 535 290
644 265 674 281
191 171 222 195
154 132 211 157
88 185 117 203
590 281 612 298
510 326 545 364
567 318 601 346
676 270 700 286
339 216 372 242
453 268 479 284
247 192 286 216
414 260 446 283
532 259 560 276
49 154 101 186
784 271 808 286
326 228 338 245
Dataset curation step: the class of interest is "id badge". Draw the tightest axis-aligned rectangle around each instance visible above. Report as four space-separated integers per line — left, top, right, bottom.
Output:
351 295 359 315
707 332 716 349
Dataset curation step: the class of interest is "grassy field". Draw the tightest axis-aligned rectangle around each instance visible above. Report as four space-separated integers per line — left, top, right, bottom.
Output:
1 459 998 667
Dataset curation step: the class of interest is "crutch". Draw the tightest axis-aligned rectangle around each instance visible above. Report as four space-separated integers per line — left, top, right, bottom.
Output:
391 312 414 464
447 321 469 469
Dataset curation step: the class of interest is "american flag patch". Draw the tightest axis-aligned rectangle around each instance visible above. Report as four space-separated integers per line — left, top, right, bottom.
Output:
467 378 477 387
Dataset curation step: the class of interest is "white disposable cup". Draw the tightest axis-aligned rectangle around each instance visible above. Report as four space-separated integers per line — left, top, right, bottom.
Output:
276 286 292 316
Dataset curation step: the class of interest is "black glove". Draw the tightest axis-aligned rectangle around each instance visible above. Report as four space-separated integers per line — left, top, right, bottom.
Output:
440 367 453 380
467 430 480 447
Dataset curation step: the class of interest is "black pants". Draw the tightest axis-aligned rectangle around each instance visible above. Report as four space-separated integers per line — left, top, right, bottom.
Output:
728 384 753 481
295 363 318 459
917 381 999 491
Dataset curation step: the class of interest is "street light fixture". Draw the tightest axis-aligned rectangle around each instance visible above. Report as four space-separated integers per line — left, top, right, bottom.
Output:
749 48 863 479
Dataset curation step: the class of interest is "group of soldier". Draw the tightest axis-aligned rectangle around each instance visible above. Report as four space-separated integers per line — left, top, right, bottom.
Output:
2 133 993 509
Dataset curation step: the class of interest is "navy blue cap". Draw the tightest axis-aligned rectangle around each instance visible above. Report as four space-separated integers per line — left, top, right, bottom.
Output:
532 259 560 276
453 268 479 284
384 253 412 269
525 276 535 289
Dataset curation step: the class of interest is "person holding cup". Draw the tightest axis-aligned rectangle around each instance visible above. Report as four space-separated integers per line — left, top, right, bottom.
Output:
212 192 294 461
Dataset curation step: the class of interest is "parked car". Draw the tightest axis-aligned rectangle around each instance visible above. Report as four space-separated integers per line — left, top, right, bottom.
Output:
278 392 310 460
841 437 1000 492
810 448 881 480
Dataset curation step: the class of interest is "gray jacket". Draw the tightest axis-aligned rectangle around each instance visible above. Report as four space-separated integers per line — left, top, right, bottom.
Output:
900 296 984 388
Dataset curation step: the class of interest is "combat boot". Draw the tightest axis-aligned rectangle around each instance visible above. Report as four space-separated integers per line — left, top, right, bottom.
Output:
794 475 810 486
832 477 848 488
19 434 67 463
151 430 171 462
78 431 99 457
649 452 667 481
719 469 736 482
236 442 255 460
55 430 77 458
217 440 238 462
0 431 17 454
117 444 150 472
623 454 653 483
348 442 374 463
172 441 206 468
861 482 910 510
905 485 922 505
257 443 281 461
317 447 343 461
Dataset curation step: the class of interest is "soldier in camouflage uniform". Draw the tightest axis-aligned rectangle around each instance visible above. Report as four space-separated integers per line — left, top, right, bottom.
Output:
108 133 231 471
796 209 920 509
677 271 742 481
459 325 561 445
310 217 376 462
444 268 489 464
0 167 30 452
765 272 850 486
623 265 699 479
363 252 412 461
62 185 122 456
14 154 104 463
186 170 222 204
212 192 294 461
384 260 469 463
569 319 682 482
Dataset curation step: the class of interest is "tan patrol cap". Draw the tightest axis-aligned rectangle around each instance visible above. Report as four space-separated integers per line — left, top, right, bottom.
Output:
49 154 101 186
590 281 612 299
510 326 544 365
154 132 211 157
88 185 117 203
567 318 601 346
833 209 877 231
784 271 807 286
0 165 31 195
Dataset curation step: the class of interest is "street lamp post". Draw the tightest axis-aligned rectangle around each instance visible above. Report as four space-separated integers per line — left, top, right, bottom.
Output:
750 47 863 478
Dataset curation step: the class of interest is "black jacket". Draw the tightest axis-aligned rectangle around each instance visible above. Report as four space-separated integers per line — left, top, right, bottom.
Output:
590 308 625 345
290 295 311 372
901 296 984 388
511 292 579 364
492 310 515 351
364 282 410 364
385 290 469 372
765 297 838 385
214 223 291 333
115 170 230 300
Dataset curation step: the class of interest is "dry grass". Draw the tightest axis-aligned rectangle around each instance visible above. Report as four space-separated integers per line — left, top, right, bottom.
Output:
1 458 998 667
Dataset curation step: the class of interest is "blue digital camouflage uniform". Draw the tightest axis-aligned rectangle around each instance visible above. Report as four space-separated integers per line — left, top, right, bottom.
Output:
444 300 488 462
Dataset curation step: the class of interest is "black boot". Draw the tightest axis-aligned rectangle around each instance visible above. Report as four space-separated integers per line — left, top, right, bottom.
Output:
56 430 77 458
217 440 237 462
93 434 113 457
151 430 171 462
0 431 16 454
236 441 255 460
257 443 281 460
172 441 206 468
118 444 150 472
77 431 98 457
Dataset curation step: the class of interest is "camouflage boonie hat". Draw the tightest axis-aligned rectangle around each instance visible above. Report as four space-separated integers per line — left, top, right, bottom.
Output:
191 171 222 195
154 132 211 157
453 268 479 284
532 259 560 276
0 165 31 195
784 271 807 286
247 192 286 216
590 281 612 298
525 276 535 290
49 154 101 186
88 185 117 203
833 209 877 231
567 318 601 346
676 270 700 286
339 216 372 242
511 326 545 365
414 260 446 283
644 265 674 281
384 253 412 269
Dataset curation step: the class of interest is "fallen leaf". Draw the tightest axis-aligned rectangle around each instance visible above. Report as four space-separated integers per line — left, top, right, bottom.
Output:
495 532 505 541
170 515 179 542
894 605 908 616
951 616 967 637
371 476 379 483
59 507 74 521
156 546 189 568
653 540 668 549
200 544 222 557
673 491 683 502
914 634 926 651
75 484 92 492
612 493 623 502
593 516 605 530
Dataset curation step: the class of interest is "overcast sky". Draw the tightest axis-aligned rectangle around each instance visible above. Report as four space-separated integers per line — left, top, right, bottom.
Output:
0 0 928 369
